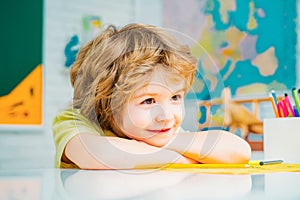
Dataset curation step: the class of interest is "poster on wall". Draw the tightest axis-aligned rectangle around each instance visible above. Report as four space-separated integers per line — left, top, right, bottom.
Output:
163 0 297 99
64 15 102 69
0 0 43 128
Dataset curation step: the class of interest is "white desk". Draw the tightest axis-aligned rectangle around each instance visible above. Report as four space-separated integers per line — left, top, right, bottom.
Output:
1 168 300 200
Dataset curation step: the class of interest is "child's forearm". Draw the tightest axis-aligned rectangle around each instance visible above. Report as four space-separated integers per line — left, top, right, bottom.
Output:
165 130 251 164
64 133 196 169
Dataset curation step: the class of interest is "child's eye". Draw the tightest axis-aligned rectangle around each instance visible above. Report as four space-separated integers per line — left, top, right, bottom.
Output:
141 98 156 105
171 94 182 102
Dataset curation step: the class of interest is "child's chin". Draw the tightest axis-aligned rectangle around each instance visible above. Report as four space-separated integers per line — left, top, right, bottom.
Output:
148 135 175 147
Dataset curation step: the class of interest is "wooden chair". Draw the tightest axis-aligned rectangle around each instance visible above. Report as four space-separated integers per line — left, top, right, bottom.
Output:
197 88 278 151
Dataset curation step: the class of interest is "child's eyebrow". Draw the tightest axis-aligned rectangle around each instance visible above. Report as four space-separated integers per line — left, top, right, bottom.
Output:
133 92 158 99
172 88 185 94
133 88 185 99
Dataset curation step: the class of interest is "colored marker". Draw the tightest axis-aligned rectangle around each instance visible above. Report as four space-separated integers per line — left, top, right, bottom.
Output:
293 105 299 117
269 93 279 117
278 100 288 117
284 93 295 117
271 90 278 105
292 88 300 113
282 97 292 117
277 102 283 117
282 97 289 116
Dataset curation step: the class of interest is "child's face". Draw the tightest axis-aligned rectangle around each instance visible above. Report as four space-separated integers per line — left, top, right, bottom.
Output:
120 70 185 147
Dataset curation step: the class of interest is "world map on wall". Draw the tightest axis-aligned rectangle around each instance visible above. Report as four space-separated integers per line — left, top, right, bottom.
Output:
163 0 297 100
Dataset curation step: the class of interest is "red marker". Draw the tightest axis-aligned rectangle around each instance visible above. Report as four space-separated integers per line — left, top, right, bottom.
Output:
278 100 288 117
284 93 295 117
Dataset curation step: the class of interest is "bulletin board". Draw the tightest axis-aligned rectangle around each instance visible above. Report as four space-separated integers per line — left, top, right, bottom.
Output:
0 0 43 127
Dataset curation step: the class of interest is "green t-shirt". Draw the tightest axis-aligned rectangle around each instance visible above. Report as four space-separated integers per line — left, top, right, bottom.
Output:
52 107 116 168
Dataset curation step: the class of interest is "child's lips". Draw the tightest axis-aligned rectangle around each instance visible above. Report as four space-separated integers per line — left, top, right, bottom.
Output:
147 128 172 133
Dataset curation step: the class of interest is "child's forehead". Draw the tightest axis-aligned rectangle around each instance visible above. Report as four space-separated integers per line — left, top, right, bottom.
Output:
133 70 185 95
135 82 185 95
151 68 181 81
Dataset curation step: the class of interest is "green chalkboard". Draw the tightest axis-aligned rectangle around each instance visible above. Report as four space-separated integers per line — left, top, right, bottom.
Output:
0 0 43 96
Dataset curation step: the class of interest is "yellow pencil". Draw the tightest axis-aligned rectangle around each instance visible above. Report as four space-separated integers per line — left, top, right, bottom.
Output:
164 163 249 169
135 163 249 169
135 160 284 169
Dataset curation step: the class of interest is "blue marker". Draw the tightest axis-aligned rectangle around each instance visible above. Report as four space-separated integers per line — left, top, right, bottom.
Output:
294 105 300 117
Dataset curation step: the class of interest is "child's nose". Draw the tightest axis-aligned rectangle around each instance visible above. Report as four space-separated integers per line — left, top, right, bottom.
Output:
151 104 173 123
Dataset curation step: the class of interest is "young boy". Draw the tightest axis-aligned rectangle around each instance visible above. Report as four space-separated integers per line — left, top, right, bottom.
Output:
53 23 251 169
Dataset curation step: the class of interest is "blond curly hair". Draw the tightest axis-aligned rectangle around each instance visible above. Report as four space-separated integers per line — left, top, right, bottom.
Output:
70 23 197 137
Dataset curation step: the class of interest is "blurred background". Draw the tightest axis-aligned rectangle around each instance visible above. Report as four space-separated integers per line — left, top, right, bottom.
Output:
0 0 299 169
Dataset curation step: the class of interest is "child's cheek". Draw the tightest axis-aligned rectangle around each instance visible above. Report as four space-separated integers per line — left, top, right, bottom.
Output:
123 107 152 129
132 109 152 128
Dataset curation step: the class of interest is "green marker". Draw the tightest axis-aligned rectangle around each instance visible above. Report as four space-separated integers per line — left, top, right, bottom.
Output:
292 88 300 113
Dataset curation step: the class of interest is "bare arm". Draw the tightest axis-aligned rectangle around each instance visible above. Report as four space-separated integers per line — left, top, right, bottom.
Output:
165 130 251 164
64 133 198 169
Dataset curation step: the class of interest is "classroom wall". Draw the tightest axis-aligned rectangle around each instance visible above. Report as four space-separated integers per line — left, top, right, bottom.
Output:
35 0 300 134
2 0 297 134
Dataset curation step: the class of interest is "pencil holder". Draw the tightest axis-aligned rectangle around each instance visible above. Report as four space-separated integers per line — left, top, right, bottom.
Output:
264 118 300 163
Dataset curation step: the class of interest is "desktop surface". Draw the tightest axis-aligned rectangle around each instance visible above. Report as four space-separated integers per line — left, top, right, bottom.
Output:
1 167 300 200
